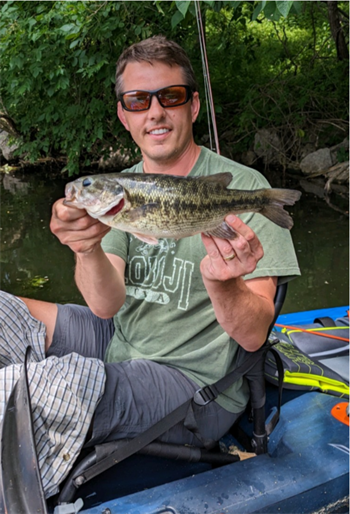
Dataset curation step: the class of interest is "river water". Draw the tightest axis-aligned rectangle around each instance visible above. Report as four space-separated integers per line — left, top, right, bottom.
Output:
0 170 348 313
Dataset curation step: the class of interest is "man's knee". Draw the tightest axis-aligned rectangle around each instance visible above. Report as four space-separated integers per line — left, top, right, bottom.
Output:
18 297 58 351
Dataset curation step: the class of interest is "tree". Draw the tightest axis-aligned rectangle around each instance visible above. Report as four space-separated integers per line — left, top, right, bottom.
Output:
0 1 348 174
326 1 349 61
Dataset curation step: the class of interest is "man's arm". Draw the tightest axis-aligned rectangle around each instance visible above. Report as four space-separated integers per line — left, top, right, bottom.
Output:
200 214 277 351
50 199 126 319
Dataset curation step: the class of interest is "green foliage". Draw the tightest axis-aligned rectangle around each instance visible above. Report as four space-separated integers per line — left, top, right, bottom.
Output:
0 1 348 174
0 1 168 174
186 1 349 159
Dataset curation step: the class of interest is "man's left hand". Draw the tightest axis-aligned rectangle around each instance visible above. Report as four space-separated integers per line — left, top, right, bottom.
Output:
200 215 264 282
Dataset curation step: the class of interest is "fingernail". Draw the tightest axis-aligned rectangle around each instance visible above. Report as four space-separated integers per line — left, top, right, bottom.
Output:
226 215 237 223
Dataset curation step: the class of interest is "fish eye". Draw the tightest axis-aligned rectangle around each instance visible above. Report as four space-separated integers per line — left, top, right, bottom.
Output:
82 178 92 187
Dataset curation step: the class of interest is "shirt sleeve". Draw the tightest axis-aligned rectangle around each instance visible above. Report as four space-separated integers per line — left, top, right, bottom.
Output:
240 210 301 282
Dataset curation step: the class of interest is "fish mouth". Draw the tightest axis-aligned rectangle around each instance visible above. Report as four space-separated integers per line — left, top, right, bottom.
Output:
63 198 85 208
102 198 125 217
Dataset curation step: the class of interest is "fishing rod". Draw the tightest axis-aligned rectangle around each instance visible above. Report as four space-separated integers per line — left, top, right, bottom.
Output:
194 0 221 155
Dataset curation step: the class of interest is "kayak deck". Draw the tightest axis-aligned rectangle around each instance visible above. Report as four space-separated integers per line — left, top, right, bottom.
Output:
76 391 348 514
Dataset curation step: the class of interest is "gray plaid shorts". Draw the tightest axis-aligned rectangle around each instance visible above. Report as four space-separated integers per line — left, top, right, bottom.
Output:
0 291 105 498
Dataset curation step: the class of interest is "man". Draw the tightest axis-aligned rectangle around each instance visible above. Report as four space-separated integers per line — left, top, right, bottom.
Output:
0 36 300 498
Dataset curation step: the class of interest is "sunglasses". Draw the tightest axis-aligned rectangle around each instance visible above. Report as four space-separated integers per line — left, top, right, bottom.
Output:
119 85 193 112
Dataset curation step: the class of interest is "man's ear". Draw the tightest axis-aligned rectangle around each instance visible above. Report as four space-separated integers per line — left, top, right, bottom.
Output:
191 92 200 124
117 101 130 131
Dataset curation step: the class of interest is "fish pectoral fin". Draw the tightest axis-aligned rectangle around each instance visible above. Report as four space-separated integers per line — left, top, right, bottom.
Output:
128 203 159 222
201 172 232 188
205 222 238 240
133 233 159 245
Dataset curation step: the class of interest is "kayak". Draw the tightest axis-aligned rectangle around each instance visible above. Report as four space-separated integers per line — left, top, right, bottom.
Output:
72 305 349 514
1 306 349 514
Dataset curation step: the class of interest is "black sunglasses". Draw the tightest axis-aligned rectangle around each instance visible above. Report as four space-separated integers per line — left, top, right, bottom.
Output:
119 85 193 112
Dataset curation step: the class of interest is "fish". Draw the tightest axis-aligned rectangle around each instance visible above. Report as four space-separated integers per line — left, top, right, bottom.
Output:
64 172 301 245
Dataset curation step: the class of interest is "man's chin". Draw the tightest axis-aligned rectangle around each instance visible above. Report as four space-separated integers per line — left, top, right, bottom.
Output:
144 147 180 165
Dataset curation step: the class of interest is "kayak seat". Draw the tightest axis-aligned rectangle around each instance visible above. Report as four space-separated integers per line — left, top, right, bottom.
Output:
55 282 288 507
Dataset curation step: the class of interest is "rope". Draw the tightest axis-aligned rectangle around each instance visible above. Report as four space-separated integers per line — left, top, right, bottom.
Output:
194 0 220 155
274 323 349 342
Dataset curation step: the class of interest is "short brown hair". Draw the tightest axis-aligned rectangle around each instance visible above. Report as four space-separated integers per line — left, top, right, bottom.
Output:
115 35 198 98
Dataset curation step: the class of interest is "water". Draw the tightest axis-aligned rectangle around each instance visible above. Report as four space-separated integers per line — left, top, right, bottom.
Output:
0 170 348 313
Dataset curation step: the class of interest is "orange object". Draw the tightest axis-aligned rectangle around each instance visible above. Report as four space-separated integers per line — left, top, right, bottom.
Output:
274 323 349 342
331 403 349 426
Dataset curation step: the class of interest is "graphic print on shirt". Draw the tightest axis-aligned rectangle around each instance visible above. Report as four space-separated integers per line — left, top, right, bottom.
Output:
125 238 195 311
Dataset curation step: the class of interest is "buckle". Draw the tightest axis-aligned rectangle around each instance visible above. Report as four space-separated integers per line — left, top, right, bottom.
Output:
193 385 218 406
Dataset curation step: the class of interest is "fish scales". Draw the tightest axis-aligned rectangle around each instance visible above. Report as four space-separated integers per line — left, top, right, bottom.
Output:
118 175 235 237
64 172 301 244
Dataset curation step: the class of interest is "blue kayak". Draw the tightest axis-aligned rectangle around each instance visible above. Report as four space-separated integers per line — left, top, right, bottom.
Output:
1 306 348 514
76 306 349 514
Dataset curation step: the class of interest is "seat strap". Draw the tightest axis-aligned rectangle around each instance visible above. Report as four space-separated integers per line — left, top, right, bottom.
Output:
73 349 263 486
193 347 264 406
75 398 192 485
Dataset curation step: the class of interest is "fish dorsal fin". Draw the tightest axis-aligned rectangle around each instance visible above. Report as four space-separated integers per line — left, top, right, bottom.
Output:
200 172 232 188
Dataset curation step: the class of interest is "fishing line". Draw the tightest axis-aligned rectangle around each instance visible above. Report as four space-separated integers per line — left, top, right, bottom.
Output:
195 0 220 155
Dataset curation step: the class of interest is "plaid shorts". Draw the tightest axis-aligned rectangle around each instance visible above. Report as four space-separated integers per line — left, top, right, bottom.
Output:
0 291 105 498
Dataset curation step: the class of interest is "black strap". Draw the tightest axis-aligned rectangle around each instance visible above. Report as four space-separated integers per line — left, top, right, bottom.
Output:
74 348 263 485
193 348 263 406
75 398 192 485
265 345 284 436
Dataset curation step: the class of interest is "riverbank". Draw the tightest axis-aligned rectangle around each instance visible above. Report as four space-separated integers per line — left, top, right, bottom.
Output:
1 135 348 216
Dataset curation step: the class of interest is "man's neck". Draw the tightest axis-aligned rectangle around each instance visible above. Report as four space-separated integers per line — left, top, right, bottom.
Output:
142 143 201 176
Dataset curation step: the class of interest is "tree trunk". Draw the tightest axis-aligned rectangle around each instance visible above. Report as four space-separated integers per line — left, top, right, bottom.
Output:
327 1 349 61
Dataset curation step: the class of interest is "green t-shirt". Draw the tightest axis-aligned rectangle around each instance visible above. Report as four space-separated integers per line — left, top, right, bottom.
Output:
101 146 300 412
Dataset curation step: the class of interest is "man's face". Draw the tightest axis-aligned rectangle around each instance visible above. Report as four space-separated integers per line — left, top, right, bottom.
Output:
117 61 200 167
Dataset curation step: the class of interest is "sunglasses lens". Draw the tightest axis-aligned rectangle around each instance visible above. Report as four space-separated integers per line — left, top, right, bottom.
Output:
122 91 151 111
158 86 188 107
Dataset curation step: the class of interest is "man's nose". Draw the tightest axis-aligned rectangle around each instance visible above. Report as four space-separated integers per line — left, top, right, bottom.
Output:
147 94 166 117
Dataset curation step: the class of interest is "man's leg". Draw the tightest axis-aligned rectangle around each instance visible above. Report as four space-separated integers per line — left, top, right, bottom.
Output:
18 297 58 351
88 359 241 449
0 291 47 365
1 291 113 364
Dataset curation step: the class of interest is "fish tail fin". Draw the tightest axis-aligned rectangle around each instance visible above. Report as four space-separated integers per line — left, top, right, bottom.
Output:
260 189 301 229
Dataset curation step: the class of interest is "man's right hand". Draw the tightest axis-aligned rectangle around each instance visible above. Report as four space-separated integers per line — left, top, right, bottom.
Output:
50 198 111 254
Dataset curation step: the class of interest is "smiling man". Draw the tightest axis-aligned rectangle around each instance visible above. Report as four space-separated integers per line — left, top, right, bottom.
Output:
0 36 300 499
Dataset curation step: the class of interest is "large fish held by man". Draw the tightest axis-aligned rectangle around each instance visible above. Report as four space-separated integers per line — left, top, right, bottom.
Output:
64 172 301 245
